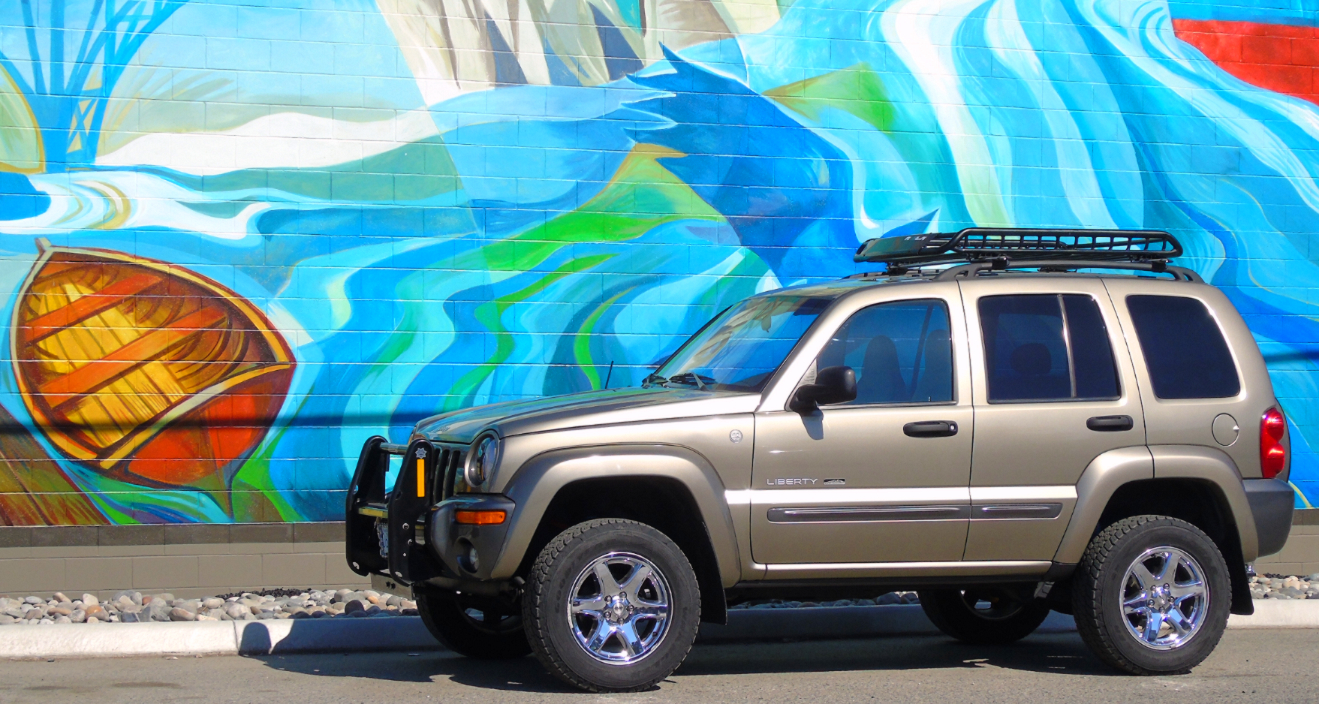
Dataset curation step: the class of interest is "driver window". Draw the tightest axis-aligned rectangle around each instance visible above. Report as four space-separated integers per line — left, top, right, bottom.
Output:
816 299 954 406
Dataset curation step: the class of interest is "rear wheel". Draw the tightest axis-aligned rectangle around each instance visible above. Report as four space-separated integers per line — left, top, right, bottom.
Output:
918 588 1051 644
1072 515 1230 675
523 518 701 693
415 589 531 659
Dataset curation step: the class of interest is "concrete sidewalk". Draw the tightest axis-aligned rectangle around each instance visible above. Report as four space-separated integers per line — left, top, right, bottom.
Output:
2 600 1317 660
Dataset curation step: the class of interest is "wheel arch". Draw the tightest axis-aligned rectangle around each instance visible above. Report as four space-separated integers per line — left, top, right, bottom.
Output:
1056 445 1256 616
492 445 739 624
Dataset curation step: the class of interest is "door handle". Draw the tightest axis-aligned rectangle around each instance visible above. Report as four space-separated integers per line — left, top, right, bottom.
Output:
903 420 958 438
1086 415 1134 432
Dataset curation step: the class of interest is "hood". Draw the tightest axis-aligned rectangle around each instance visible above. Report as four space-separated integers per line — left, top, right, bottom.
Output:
413 387 761 443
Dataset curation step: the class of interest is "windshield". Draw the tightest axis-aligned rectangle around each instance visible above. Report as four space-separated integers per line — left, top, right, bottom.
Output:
646 295 833 392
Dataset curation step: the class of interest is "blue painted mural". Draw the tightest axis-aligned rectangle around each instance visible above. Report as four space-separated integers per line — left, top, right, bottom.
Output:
0 0 1317 524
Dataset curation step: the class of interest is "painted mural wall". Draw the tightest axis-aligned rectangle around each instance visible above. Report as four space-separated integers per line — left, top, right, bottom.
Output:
1 0 1318 525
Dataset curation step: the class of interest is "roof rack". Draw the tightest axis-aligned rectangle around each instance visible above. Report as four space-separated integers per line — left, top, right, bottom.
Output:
854 228 1183 266
932 259 1201 283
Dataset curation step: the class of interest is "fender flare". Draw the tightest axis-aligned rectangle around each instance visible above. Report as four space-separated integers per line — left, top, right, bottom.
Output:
489 444 741 587
1053 447 1154 565
1053 445 1259 564
1149 445 1258 562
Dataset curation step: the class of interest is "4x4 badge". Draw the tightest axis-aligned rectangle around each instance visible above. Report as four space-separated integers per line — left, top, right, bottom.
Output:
729 429 743 443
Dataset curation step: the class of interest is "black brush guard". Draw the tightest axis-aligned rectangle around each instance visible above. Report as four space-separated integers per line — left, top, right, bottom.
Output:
345 436 463 585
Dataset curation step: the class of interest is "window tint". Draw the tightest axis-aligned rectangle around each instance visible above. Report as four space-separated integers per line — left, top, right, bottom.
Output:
979 294 1120 403
1126 295 1240 399
816 300 953 405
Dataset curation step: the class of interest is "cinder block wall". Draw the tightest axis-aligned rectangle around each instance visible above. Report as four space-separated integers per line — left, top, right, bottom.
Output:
4 0 1319 576
0 525 367 599
1256 512 1319 576
2 512 1316 599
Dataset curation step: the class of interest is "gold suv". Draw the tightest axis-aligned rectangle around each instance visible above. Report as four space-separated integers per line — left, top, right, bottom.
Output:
346 229 1294 692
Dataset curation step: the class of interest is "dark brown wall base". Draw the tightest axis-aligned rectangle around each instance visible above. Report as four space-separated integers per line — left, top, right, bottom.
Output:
0 522 367 599
1 511 1317 598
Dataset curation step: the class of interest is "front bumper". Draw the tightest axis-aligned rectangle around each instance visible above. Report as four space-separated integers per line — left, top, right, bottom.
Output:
1244 478 1294 558
344 436 516 589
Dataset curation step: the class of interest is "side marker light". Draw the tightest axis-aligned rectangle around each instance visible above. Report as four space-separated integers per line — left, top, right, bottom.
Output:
455 510 506 525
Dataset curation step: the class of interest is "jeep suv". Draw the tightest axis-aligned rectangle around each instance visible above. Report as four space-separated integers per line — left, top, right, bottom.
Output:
345 228 1294 692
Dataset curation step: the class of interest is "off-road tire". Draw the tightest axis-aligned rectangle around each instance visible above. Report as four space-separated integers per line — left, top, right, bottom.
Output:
415 589 531 659
918 589 1051 644
1072 515 1230 675
522 518 701 693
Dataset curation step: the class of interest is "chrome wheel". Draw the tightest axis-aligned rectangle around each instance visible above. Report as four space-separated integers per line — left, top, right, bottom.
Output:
567 551 672 665
1120 546 1209 650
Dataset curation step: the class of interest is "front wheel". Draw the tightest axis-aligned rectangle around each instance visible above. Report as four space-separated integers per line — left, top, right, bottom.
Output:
522 519 701 693
918 588 1051 644
1072 515 1230 675
415 589 531 659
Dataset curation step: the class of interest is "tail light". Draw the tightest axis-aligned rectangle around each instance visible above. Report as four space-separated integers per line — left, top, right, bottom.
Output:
1261 408 1287 479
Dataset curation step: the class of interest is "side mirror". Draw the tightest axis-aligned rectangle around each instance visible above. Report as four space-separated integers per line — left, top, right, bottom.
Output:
790 366 857 413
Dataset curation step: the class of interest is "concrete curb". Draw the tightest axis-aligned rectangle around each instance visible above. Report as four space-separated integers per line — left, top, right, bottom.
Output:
4 601 1318 660
0 618 439 659
1227 599 1319 628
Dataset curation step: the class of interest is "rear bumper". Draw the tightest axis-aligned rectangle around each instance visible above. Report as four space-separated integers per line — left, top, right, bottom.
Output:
1244 478 1294 558
344 435 516 590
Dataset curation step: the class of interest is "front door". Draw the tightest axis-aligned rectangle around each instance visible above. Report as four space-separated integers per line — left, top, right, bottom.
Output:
751 294 974 564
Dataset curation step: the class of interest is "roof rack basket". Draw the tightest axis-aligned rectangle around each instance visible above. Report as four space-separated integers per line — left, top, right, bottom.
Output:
854 228 1183 266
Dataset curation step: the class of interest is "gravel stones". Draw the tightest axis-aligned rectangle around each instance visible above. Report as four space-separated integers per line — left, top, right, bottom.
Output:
146 600 172 622
169 607 197 622
0 590 422 630
16 575 1314 626
1250 574 1319 600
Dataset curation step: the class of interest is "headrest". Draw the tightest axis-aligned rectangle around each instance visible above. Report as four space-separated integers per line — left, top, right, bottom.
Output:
1010 343 1051 376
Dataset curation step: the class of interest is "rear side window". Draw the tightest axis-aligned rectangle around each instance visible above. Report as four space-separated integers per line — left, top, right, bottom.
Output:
979 294 1120 403
1126 295 1240 399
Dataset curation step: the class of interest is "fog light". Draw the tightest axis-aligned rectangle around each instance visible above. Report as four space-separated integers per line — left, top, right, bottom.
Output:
456 538 479 573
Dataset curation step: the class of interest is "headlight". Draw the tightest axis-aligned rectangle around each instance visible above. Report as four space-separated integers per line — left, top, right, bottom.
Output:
465 435 499 487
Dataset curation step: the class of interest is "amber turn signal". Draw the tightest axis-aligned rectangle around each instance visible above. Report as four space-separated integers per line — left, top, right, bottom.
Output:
455 510 506 525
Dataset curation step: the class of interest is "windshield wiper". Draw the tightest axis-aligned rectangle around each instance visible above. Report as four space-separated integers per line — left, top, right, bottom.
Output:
667 372 714 390
642 372 669 388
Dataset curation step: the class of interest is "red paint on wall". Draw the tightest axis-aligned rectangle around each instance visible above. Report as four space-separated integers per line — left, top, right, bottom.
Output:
1173 19 1319 104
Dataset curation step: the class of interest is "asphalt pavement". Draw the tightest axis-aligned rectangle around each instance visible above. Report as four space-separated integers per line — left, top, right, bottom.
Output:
1 629 1315 703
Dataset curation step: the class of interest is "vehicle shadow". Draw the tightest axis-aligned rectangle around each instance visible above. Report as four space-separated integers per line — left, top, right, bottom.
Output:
680 631 1113 679
251 651 567 692
251 631 1116 694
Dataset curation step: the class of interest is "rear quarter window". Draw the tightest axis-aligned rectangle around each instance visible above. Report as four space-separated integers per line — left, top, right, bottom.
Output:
1125 295 1240 399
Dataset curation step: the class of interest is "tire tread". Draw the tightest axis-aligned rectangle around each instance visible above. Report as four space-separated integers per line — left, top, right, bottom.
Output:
523 518 699 693
1071 515 1227 675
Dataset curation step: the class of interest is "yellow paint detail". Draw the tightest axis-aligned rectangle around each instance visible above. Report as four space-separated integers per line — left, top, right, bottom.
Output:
416 457 426 498
0 64 43 173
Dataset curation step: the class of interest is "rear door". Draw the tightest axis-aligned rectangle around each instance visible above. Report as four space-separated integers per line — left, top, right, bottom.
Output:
1102 279 1263 477
960 277 1146 561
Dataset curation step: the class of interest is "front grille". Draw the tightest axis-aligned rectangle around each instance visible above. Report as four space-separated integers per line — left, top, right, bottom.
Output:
432 444 465 500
